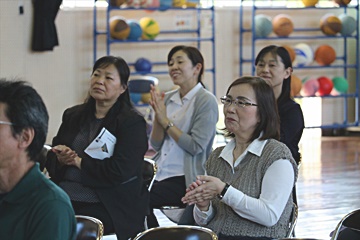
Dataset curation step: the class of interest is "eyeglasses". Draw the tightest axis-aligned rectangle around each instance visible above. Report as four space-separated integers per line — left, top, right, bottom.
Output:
0 121 14 126
220 96 258 108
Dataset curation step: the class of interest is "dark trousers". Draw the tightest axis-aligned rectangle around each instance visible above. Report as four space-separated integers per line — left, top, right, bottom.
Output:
147 176 186 228
72 201 115 235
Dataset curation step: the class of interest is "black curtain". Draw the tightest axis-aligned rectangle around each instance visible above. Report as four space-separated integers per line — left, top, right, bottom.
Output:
32 0 63 51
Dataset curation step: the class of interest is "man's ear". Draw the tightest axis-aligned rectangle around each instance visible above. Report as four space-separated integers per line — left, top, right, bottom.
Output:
18 128 35 149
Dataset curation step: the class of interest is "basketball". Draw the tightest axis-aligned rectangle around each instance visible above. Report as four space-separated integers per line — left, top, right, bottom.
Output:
139 17 160 40
314 45 336 66
109 16 130 40
301 78 319 96
291 75 302 97
332 76 349 93
134 58 152 73
282 45 296 63
294 43 314 67
254 14 273 37
302 0 319 7
272 14 294 37
334 0 352 6
109 0 126 6
127 20 142 40
317 76 334 96
320 14 342 36
338 14 356 36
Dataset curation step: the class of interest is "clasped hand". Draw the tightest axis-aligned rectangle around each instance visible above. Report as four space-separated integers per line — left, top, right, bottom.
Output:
149 85 168 128
181 175 225 211
52 145 81 169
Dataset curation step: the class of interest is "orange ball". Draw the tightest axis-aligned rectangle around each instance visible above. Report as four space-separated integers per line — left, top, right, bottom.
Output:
272 14 294 37
320 14 342 36
282 45 296 63
315 45 336 66
291 75 302 97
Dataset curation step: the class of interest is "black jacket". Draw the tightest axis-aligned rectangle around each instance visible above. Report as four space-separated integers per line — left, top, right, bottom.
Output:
46 102 149 240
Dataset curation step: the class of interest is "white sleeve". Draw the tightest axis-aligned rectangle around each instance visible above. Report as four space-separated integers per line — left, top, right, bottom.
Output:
193 202 215 226
222 159 295 227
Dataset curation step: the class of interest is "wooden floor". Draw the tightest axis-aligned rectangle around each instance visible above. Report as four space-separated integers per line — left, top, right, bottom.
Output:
156 129 360 239
295 130 360 239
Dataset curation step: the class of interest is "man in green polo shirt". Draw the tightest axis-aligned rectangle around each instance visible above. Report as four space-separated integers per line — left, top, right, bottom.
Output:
0 79 76 240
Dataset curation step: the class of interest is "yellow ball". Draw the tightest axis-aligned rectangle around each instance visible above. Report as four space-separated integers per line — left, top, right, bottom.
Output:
139 17 160 40
301 0 319 7
173 0 186 7
141 93 151 103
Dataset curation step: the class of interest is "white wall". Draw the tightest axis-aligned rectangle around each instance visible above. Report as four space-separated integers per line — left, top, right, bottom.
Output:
0 1 358 143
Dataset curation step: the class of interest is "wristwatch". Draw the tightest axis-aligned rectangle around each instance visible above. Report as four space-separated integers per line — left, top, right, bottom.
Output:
218 183 230 200
165 121 174 131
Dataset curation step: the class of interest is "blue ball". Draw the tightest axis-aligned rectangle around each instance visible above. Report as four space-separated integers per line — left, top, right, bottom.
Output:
159 0 172 11
134 58 152 73
255 14 273 37
338 14 356 36
130 92 142 104
127 20 142 40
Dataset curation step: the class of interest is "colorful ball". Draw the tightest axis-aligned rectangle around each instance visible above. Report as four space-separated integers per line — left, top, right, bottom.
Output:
109 0 126 6
139 17 160 40
332 76 349 93
126 0 141 7
301 78 319 96
302 0 319 7
294 43 314 67
127 20 142 40
314 45 336 66
338 14 356 36
282 45 296 63
291 75 302 97
254 15 273 37
109 16 130 40
334 0 352 6
320 14 342 36
134 58 152 73
140 0 160 7
272 14 294 37
317 76 334 96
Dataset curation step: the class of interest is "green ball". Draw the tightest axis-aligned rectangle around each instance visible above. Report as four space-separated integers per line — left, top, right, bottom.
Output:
332 77 349 93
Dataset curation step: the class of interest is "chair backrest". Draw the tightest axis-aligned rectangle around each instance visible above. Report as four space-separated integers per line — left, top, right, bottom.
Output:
330 208 360 240
133 225 218 240
143 158 157 191
286 202 299 238
75 215 104 240
128 76 159 93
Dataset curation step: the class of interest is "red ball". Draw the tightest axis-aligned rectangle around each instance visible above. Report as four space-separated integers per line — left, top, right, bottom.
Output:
315 45 336 66
317 76 334 96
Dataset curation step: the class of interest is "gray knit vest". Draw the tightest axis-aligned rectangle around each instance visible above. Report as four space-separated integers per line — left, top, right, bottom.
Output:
206 139 298 238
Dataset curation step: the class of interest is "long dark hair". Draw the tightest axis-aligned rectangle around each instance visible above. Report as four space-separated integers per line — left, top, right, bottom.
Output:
255 45 292 106
167 45 205 88
223 76 280 142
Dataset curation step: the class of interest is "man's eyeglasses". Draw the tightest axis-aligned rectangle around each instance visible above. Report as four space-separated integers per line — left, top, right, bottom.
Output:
220 96 258 108
0 121 14 126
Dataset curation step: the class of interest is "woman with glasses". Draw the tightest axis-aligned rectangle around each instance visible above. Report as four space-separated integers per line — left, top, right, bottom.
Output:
255 45 304 165
182 76 298 240
147 45 218 227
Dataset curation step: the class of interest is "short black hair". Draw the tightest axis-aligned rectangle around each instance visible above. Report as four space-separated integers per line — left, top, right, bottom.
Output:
0 79 49 161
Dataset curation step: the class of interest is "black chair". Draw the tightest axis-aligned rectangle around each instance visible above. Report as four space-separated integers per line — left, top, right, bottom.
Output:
133 225 218 240
330 208 360 240
286 202 298 238
76 215 104 240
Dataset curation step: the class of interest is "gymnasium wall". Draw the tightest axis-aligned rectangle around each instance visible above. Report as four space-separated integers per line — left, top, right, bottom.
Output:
0 1 358 143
